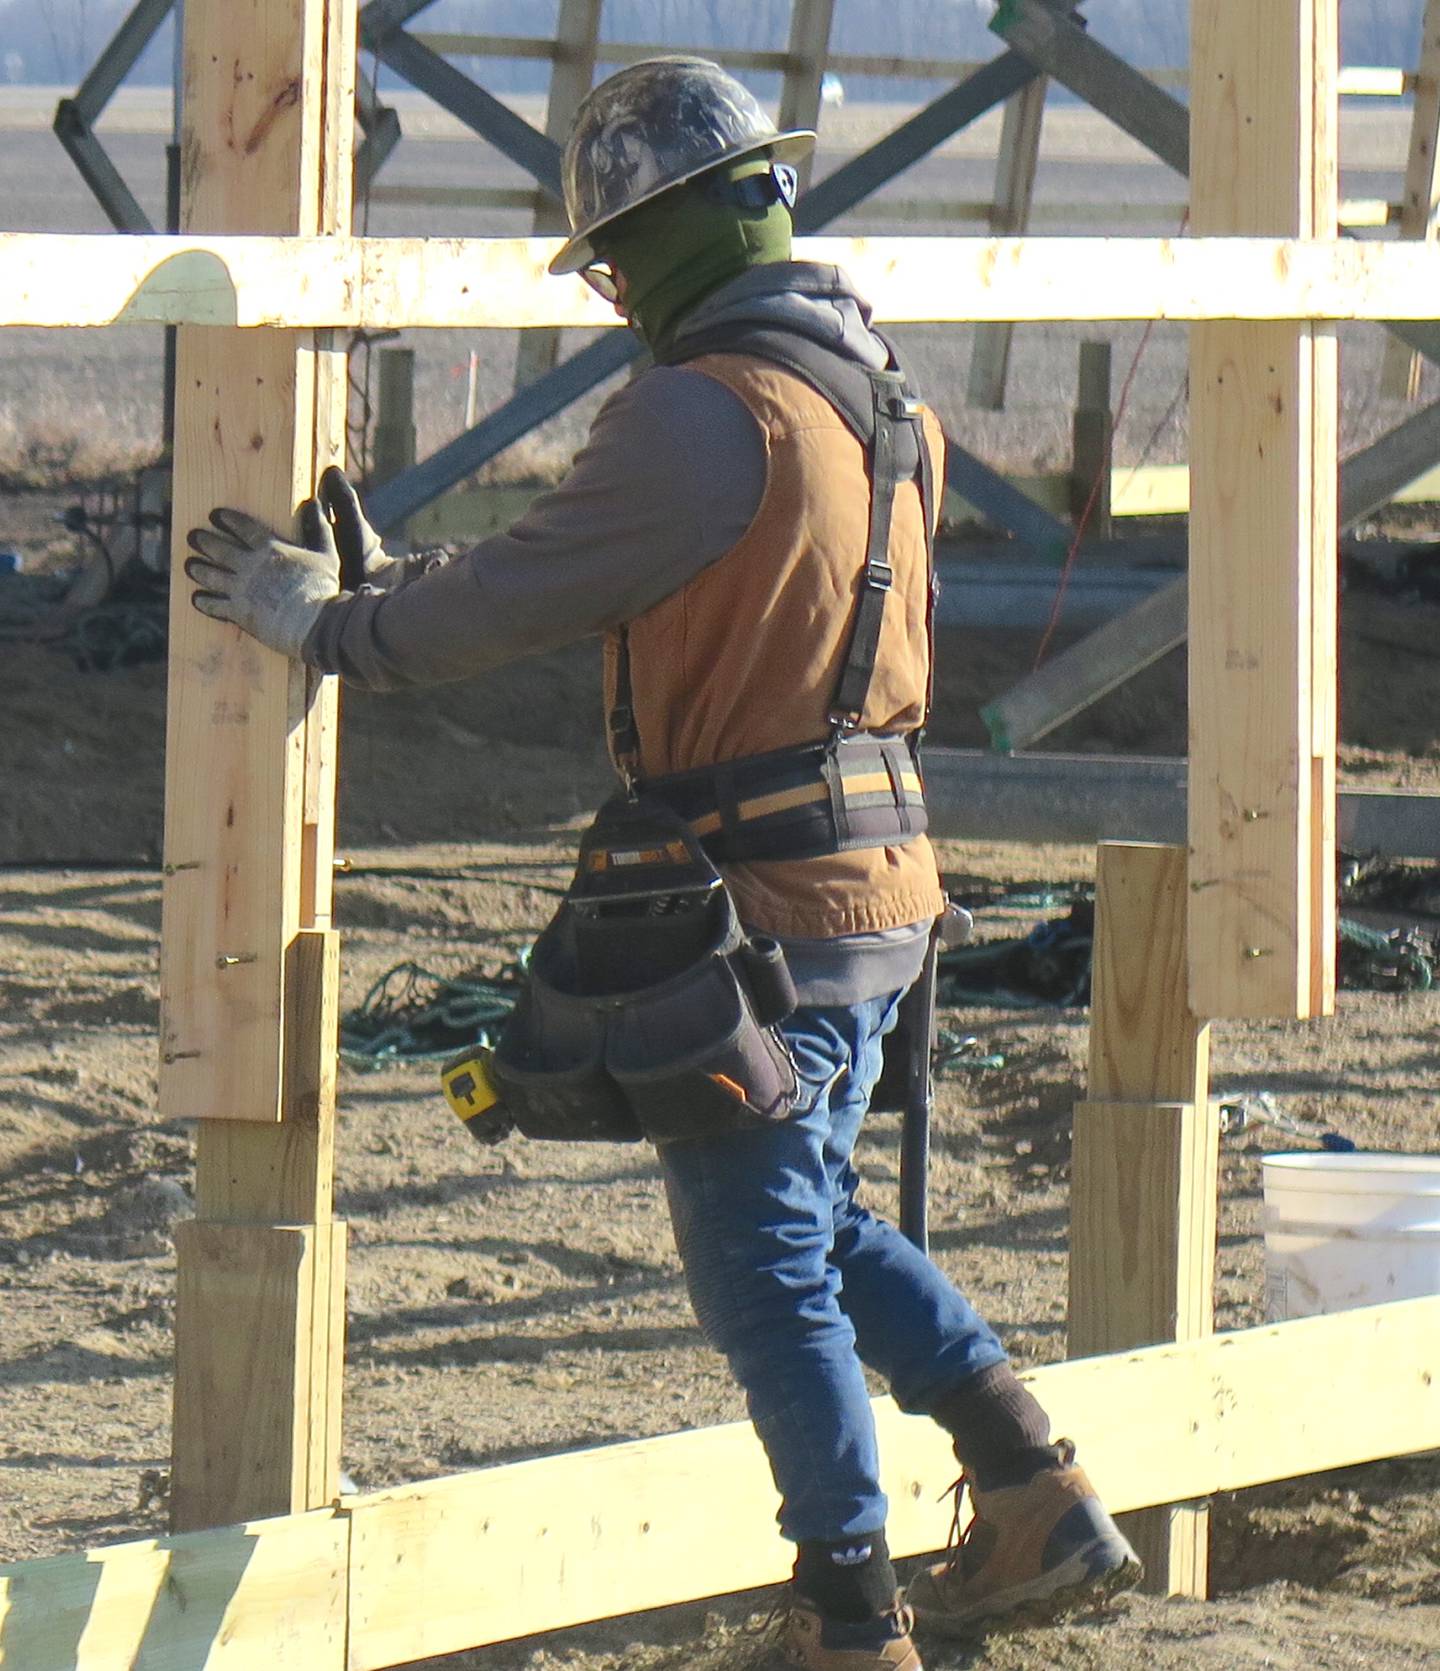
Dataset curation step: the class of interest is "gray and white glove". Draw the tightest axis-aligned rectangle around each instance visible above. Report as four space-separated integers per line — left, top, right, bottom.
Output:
185 502 339 659
316 465 401 590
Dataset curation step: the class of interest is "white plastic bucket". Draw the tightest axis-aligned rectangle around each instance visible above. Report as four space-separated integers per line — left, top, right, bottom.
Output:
1262 1152 1440 1321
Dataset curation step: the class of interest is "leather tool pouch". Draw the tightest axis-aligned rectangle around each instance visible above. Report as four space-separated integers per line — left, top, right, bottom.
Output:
490 795 799 1146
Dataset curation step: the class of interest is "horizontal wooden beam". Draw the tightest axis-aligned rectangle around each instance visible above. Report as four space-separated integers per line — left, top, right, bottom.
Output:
344 1294 1440 1667
0 1510 348 1670
7 233 1440 331
3 1298 1435 1669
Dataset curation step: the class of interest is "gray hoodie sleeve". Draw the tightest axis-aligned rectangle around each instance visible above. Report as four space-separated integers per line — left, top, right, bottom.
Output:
301 364 766 691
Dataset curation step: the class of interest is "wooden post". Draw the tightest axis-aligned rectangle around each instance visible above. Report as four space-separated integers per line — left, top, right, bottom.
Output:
967 74 1047 411
779 0 837 193
512 0 602 391
1070 339 1112 536
1380 0 1440 400
1188 0 1338 1021
163 0 352 1531
1071 842 1218 1596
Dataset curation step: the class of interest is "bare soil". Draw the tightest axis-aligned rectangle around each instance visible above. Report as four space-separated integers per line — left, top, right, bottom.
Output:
2 492 1439 1664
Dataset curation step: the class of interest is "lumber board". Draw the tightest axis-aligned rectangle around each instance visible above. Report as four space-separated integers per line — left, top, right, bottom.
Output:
11 233 1440 329
167 0 350 1539
1088 844 1211 1107
172 1223 342 1533
1071 1102 1217 1353
341 1298 1440 1665
980 579 1187 752
160 0 351 1125
2 1302 1435 1668
1188 0 1338 1021
1077 843 1216 1593
1380 0 1440 398
1182 324 1343 1015
0 1511 347 1671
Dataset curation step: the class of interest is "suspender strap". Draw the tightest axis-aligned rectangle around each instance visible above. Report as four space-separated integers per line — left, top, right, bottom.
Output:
828 371 925 734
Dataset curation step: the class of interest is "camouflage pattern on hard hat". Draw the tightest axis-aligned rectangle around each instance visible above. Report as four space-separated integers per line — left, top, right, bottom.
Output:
549 56 815 274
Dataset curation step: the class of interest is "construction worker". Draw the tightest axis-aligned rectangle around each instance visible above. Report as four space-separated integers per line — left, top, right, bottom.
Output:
185 57 1139 1671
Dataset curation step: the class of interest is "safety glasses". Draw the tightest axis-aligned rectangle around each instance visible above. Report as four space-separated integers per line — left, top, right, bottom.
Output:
579 260 621 303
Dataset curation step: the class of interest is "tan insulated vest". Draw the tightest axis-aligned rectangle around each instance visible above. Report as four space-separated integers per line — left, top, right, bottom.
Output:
603 352 947 941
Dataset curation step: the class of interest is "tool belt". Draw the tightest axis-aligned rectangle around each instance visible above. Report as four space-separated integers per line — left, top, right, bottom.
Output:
641 731 927 863
489 328 939 1146
489 794 800 1147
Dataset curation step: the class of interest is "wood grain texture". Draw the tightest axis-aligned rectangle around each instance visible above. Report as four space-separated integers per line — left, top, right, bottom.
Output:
172 1223 325 1531
160 0 350 1124
10 233 1440 329
1078 843 1216 1595
1088 844 1210 1104
167 0 350 1537
6 1299 1436 1667
1069 1102 1217 1357
1188 0 1338 1020
0 1511 347 1671
342 1297 1440 1666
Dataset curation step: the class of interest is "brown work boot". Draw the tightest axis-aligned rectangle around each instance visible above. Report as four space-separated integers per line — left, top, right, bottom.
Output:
770 1591 923 1669
905 1441 1141 1636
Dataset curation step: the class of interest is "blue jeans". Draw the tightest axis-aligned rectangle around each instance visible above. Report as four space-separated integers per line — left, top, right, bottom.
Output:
658 993 1007 1543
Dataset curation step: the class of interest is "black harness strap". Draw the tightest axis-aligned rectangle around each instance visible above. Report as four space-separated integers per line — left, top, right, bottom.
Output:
829 371 921 734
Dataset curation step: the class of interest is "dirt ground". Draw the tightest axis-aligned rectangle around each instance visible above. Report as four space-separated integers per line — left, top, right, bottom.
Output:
2 479 1439 1666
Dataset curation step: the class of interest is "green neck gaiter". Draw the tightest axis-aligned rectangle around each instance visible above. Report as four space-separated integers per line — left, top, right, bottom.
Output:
596 157 794 353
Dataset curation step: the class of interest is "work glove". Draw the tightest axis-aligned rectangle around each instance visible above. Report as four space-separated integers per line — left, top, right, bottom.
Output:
184 502 339 659
316 465 400 590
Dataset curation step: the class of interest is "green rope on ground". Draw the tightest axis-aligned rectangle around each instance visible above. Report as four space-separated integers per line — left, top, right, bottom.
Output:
339 957 528 1068
1337 916 1434 992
